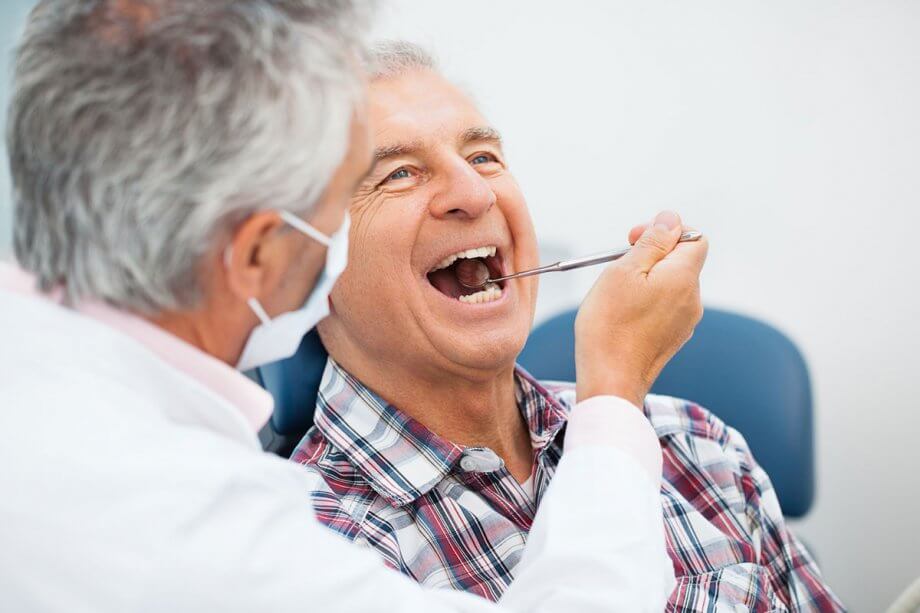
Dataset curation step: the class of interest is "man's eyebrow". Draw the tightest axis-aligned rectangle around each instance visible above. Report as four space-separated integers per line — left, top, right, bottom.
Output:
460 126 503 147
369 127 502 167
372 141 423 162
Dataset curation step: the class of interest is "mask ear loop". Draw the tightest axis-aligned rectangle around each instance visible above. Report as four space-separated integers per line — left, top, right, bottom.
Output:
224 246 274 327
229 211 328 329
247 297 272 326
279 210 331 247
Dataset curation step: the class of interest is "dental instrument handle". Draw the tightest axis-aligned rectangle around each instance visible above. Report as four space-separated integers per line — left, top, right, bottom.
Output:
487 230 702 285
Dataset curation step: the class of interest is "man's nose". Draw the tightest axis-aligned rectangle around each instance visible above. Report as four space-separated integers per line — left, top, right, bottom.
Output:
427 160 496 220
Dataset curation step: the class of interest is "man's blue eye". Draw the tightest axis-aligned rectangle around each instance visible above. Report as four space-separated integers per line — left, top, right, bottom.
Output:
388 168 411 181
471 154 492 165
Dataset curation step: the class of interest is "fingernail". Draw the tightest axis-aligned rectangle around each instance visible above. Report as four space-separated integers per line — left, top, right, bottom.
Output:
653 211 680 231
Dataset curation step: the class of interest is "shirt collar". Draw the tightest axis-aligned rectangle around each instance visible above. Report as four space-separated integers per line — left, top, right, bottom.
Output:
0 262 273 432
312 358 569 507
515 366 571 449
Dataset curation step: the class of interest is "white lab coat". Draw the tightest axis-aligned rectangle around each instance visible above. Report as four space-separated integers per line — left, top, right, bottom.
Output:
0 286 674 612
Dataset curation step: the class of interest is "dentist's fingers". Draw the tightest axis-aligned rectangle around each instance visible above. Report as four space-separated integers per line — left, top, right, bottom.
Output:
575 211 709 406
650 228 709 281
628 224 648 245
627 219 707 276
621 211 683 274
629 222 702 245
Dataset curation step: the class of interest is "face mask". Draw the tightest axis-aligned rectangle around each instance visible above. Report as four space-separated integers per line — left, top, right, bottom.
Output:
235 211 350 371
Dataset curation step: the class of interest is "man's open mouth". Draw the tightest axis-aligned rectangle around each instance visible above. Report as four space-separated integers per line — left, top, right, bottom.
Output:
426 245 506 304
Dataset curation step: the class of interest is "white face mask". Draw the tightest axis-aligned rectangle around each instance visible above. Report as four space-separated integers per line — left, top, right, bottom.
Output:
235 211 350 371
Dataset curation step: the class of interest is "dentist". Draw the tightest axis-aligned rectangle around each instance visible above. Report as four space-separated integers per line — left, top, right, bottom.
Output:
0 2 705 612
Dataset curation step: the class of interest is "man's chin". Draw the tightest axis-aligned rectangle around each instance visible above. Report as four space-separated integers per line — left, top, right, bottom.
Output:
424 324 529 377
415 277 534 374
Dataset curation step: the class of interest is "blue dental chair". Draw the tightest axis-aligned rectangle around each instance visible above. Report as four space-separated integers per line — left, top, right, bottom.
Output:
253 307 816 518
517 306 815 518
252 329 329 458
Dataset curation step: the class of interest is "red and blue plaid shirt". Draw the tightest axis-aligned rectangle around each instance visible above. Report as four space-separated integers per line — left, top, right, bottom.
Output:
292 359 844 612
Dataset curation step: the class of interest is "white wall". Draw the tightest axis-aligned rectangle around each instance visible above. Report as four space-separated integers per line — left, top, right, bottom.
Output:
373 1 920 611
1 2 916 610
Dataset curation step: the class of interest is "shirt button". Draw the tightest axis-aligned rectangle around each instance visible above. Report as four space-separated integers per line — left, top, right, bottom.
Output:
460 456 480 472
459 448 504 473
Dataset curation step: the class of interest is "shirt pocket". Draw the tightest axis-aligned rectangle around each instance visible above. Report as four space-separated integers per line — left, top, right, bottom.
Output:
669 563 789 613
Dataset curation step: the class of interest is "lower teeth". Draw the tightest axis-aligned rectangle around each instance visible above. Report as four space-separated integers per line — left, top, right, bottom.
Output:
458 282 502 304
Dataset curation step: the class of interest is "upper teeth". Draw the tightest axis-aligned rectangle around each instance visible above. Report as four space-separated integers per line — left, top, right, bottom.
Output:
431 246 497 272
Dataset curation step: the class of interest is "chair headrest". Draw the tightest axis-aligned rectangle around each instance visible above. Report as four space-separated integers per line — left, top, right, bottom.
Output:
518 306 815 517
256 328 328 436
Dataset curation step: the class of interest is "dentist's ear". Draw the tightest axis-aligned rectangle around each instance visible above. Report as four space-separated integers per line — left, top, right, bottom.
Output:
223 211 289 304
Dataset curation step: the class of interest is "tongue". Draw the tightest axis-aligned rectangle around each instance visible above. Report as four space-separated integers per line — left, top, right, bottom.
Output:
428 268 462 298
455 258 489 288
427 258 489 299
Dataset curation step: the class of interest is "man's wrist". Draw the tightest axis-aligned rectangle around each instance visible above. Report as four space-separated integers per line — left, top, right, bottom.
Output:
575 370 648 408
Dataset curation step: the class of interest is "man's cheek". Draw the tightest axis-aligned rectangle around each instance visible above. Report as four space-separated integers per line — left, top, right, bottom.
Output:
498 196 537 255
343 254 401 303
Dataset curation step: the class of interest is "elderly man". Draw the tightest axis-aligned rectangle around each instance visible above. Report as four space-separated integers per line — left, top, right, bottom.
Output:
0 2 707 612
294 42 845 612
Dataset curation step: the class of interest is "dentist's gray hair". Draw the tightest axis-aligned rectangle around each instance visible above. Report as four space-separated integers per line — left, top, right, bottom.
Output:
8 0 369 314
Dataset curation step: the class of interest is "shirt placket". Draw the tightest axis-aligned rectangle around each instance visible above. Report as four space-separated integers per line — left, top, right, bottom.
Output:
454 448 537 531
532 442 561 507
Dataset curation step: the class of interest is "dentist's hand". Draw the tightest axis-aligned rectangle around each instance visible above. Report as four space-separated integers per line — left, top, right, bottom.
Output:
575 211 708 407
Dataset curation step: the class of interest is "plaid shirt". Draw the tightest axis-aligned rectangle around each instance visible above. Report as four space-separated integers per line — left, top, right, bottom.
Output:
292 359 844 612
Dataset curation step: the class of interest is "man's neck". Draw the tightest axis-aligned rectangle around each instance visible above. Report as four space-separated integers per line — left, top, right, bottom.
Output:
333 353 535 483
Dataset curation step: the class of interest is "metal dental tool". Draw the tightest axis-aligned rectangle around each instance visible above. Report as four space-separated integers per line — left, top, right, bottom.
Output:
458 230 703 290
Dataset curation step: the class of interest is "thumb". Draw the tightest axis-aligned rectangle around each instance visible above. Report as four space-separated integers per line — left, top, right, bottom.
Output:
622 211 682 273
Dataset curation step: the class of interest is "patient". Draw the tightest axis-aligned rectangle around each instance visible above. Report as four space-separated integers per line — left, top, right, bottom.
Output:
293 42 844 611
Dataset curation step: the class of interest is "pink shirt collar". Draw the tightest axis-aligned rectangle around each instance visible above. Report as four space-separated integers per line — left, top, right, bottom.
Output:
0 262 273 431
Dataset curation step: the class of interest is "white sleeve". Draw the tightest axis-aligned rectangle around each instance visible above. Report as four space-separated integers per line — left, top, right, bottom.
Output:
497 395 675 612
499 446 674 612
145 397 673 613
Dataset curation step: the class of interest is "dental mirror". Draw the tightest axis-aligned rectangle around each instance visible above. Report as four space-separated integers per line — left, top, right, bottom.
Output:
457 230 703 290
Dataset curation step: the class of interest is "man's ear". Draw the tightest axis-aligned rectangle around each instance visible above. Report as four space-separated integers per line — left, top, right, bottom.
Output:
224 210 288 303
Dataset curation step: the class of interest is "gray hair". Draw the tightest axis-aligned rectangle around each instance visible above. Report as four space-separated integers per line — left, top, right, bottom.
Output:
8 0 369 314
366 40 437 80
